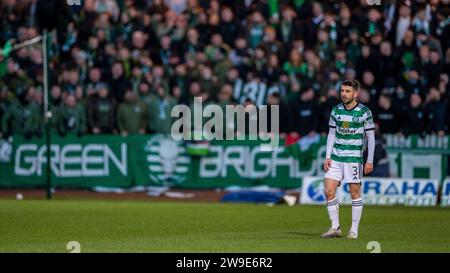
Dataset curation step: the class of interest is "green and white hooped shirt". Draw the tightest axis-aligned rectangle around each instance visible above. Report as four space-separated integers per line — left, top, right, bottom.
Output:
328 103 375 163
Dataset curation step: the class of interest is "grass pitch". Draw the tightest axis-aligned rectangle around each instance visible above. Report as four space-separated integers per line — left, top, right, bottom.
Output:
0 199 449 253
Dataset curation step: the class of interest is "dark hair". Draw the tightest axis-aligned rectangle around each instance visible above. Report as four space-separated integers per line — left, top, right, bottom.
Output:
341 79 360 91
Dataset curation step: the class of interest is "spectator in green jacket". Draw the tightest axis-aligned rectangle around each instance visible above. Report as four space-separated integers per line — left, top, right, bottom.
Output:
117 89 148 136
87 85 116 134
1 87 41 139
137 82 155 108
56 94 86 137
148 84 177 134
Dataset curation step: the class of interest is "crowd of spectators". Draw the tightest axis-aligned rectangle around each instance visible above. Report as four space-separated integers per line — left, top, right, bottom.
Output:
0 0 449 140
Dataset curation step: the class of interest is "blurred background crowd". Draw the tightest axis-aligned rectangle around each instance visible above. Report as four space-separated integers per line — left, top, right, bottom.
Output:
0 0 449 140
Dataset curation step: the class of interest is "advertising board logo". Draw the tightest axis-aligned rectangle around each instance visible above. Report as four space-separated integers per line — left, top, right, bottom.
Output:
0 140 12 163
144 135 190 186
307 179 326 202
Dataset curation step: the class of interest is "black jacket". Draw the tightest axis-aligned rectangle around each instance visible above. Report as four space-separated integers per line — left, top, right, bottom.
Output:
373 104 401 134
404 105 428 136
318 97 340 134
266 100 293 134
290 99 319 136
219 20 241 47
426 100 447 133
110 76 130 104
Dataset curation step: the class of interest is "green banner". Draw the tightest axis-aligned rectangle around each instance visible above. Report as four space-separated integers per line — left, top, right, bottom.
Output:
0 135 131 188
0 134 448 189
106 134 323 188
0 134 322 189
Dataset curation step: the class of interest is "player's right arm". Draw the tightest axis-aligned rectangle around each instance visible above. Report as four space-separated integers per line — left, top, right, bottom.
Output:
364 108 376 174
324 108 337 172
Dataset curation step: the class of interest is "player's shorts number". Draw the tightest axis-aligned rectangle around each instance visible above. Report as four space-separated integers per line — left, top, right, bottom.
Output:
352 165 362 179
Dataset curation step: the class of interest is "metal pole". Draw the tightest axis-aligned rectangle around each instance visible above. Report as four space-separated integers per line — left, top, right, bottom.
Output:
11 36 42 51
43 30 52 200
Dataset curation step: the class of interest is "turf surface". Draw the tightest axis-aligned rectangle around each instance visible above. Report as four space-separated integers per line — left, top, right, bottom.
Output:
0 199 449 252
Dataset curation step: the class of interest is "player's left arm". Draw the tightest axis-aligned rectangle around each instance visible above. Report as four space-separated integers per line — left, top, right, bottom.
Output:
364 109 376 175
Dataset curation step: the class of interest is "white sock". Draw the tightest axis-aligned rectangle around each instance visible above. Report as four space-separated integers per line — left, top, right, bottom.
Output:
326 198 340 229
351 198 363 235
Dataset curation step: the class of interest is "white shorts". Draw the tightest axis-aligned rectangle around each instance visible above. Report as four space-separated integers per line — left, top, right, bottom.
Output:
324 160 363 184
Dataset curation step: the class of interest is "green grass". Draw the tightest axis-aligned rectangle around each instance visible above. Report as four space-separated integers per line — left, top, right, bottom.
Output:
0 198 449 253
